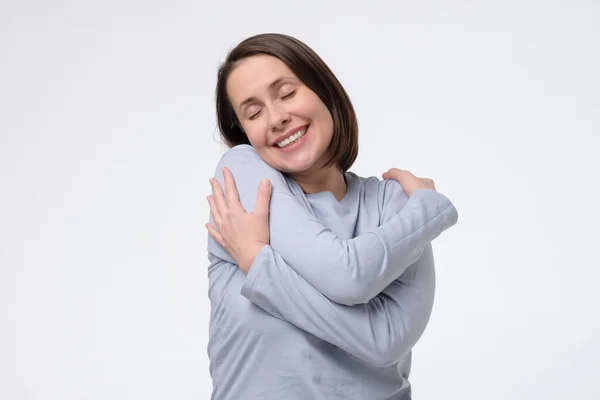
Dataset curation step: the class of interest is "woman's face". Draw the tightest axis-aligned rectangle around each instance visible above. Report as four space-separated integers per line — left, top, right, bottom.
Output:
226 54 334 175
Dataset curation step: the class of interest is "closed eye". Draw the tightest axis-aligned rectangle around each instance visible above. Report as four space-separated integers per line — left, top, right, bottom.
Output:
281 90 296 100
248 110 262 120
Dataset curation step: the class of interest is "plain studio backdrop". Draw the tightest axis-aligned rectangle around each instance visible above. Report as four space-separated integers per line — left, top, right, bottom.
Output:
1 0 599 399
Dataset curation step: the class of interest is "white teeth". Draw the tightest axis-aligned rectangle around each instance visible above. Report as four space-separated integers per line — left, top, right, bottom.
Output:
277 128 307 148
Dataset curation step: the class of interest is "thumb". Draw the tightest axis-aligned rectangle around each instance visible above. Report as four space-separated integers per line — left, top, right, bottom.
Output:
254 179 272 216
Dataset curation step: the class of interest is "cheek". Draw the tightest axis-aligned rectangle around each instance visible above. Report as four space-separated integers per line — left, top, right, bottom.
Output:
242 124 268 147
316 106 334 139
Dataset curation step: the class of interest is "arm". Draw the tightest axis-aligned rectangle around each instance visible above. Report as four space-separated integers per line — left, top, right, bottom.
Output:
208 144 458 305
240 242 436 368
237 175 438 367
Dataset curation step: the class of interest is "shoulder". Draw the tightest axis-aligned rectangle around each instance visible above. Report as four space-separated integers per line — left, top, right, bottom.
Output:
215 144 288 184
213 145 297 200
349 173 381 204
379 179 409 219
349 172 409 223
217 144 264 166
349 173 407 207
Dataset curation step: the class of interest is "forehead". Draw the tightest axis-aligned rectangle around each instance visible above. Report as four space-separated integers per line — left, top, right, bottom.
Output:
226 55 297 103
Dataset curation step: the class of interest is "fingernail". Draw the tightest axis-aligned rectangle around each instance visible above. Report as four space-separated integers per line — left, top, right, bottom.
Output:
260 179 270 187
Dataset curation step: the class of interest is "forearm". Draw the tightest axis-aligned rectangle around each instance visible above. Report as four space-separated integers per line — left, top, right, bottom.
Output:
270 190 451 305
240 244 436 368
349 187 454 302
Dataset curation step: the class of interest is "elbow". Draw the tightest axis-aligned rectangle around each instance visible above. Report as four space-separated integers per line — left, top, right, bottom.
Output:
324 291 361 307
364 319 415 368
339 283 381 306
367 339 412 368
375 345 409 367
324 281 374 306
339 293 375 306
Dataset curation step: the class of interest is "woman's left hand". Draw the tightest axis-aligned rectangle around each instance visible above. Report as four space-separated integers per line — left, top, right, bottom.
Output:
206 167 272 274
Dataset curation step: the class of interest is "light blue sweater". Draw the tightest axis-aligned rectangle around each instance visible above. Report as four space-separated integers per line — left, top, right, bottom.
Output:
207 145 458 399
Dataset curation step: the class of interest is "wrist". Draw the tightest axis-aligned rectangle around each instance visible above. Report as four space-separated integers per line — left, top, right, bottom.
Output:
240 243 267 274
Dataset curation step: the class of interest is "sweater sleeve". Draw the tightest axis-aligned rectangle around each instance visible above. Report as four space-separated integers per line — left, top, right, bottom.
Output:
207 144 458 305
240 242 436 368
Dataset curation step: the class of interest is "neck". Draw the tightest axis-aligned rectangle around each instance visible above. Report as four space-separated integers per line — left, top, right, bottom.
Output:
290 164 347 201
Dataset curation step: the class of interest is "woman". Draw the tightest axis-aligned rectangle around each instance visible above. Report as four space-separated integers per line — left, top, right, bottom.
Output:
206 33 458 399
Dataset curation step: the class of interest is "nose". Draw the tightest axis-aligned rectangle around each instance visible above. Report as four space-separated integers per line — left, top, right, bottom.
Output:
268 105 291 132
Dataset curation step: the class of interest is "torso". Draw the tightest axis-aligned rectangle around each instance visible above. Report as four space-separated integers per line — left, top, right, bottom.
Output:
208 172 414 400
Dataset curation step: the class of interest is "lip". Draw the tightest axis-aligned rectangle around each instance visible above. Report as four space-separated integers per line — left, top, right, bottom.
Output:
273 125 309 146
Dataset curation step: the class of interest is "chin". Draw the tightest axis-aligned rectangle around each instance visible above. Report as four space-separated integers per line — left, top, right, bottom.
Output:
266 147 323 175
281 157 318 174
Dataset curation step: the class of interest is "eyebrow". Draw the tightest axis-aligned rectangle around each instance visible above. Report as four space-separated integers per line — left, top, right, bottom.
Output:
237 76 297 112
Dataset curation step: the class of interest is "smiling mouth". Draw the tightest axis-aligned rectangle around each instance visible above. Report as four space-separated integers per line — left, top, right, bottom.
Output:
275 126 309 148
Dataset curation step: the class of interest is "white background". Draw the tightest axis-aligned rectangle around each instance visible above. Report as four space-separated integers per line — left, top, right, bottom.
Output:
1 0 599 399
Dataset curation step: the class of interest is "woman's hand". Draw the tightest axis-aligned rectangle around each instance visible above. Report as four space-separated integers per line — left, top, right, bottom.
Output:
206 167 272 274
382 168 436 196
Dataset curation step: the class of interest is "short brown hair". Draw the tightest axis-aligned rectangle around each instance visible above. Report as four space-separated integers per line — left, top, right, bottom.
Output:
215 33 359 172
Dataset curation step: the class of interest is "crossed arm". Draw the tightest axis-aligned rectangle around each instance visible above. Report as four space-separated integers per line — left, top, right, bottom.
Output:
208 144 458 305
206 145 458 367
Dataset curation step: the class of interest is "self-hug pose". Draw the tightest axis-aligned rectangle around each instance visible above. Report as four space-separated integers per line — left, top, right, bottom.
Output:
206 33 458 400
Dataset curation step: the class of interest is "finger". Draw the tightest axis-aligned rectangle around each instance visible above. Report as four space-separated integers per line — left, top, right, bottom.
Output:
420 178 435 187
207 195 222 227
383 168 413 181
222 167 244 212
382 168 402 180
210 177 227 214
206 223 227 249
254 179 272 217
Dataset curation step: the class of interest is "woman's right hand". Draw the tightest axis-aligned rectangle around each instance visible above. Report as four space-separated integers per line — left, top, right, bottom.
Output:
207 167 272 274
382 168 436 197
